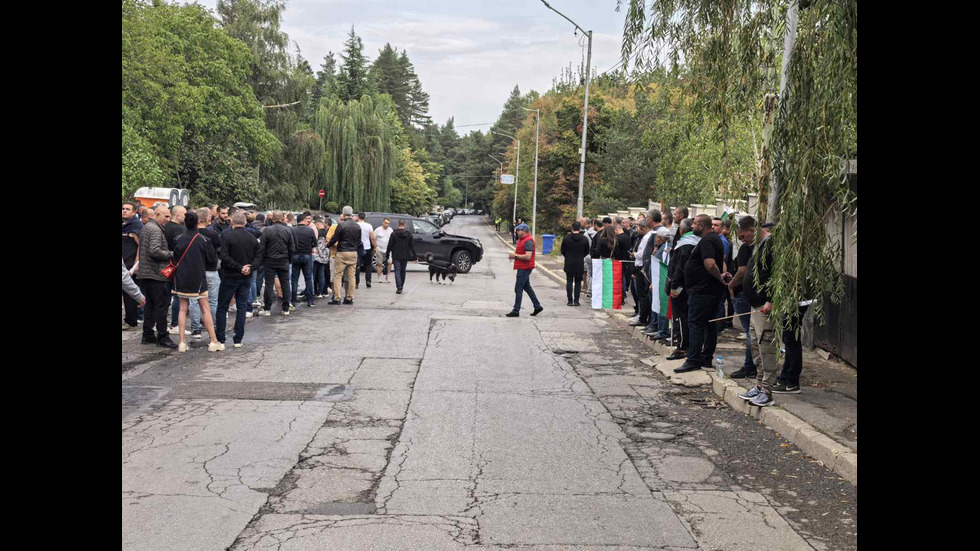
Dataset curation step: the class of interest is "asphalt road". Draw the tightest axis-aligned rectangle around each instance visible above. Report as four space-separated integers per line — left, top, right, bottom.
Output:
122 215 856 550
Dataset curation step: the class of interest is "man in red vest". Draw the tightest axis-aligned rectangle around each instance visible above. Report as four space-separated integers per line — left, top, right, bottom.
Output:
506 224 544 317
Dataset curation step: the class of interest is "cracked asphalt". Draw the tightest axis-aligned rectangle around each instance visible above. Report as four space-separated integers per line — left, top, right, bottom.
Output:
122 215 856 550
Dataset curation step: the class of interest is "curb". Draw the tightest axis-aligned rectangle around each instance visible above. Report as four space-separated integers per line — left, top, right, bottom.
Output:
489 229 856 485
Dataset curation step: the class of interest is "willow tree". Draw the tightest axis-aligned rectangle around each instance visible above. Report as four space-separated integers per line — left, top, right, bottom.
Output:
315 95 400 211
619 0 857 338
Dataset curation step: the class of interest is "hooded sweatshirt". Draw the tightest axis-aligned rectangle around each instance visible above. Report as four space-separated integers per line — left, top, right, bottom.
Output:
560 232 590 275
388 228 417 261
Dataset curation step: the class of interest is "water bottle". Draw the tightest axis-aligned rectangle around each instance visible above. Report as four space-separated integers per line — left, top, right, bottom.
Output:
714 355 725 379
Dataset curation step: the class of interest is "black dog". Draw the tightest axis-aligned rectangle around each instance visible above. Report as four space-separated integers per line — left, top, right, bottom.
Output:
426 254 458 284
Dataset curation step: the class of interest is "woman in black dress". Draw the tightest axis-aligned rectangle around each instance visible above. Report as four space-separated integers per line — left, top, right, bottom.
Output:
172 211 222 352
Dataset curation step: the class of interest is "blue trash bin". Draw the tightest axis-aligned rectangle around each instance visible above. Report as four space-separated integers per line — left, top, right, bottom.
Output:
541 234 556 255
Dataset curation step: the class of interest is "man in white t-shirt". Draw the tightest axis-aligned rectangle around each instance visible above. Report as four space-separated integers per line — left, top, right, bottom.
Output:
354 212 379 288
374 217 394 283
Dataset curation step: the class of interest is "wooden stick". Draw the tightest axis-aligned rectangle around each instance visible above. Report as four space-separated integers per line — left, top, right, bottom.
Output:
709 310 756 323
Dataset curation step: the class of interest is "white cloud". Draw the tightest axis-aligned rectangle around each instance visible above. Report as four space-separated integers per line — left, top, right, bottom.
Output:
189 0 631 126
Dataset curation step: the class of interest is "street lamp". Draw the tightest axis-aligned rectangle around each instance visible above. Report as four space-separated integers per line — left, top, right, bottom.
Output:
490 131 520 232
540 0 591 219
520 107 540 238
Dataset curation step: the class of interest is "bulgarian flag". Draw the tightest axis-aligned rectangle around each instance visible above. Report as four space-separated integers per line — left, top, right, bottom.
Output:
720 206 736 220
591 259 624 310
650 257 671 319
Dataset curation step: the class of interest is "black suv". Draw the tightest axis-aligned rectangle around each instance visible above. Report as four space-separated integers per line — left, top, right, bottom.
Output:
327 212 483 273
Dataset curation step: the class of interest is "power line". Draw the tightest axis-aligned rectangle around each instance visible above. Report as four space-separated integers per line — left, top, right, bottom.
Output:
456 122 493 127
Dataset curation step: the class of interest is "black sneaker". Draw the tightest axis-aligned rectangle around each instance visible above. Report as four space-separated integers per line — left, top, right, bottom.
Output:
505 311 519 317
327 299 341 305
343 298 353 305
729 367 758 379
531 306 544 316
141 335 157 345
396 288 402 294
366 282 372 288
156 336 178 349
572 301 580 306
666 349 687 361
771 382 801 394
567 301 573 306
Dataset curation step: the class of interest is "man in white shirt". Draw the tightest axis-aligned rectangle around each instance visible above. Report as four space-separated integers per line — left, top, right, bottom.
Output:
354 212 379 288
374 217 394 283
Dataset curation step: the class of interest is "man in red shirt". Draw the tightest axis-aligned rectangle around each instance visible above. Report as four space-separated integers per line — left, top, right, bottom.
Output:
506 224 544 318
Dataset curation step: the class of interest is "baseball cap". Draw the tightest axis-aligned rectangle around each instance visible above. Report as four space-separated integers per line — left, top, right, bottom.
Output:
655 227 670 238
516 223 529 231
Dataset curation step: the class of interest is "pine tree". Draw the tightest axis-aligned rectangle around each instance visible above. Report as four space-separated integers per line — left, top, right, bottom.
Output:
310 52 337 118
369 44 411 128
336 27 371 102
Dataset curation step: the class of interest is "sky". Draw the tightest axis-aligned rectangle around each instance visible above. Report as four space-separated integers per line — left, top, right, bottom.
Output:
193 0 632 130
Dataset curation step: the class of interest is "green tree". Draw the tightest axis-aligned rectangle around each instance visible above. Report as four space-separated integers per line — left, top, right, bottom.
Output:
336 27 372 102
310 51 338 118
121 0 278 203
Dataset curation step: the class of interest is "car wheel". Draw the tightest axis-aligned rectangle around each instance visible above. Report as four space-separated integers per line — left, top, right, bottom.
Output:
451 250 473 274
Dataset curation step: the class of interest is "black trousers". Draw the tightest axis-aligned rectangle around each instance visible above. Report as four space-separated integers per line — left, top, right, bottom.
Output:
141 279 170 339
263 264 291 311
621 263 633 308
636 271 651 324
356 247 373 285
778 306 809 385
122 285 141 327
564 270 583 303
673 293 689 351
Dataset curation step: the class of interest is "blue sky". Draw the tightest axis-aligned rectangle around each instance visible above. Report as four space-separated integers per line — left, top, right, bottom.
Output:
193 0 631 129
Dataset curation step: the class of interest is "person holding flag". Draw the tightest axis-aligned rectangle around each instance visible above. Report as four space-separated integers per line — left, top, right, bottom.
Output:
591 226 623 310
506 224 543 317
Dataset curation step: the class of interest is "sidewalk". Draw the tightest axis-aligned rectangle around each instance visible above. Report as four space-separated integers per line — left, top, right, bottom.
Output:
489 224 857 485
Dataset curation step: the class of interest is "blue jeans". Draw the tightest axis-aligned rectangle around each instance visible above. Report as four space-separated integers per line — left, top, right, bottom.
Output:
291 254 315 304
314 261 328 296
189 271 220 331
393 259 408 289
247 273 257 313
168 280 180 327
513 269 541 312
733 292 754 369
216 277 250 344
682 293 722 368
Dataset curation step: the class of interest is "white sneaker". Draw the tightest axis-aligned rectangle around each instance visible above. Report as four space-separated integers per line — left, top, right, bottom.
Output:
168 326 190 335
258 310 271 316
252 301 262 308
208 341 225 352
178 342 189 352
233 343 242 348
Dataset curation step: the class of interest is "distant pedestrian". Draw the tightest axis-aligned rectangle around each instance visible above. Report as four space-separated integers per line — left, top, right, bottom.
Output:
388 219 418 294
506 224 543 317
172 210 222 352
354 212 378 288
254 211 294 315
137 205 176 348
560 221 590 306
216 211 260 348
326 206 361 304
165 206 187 335
210 206 230 234
290 212 318 307
630 220 654 328
185 209 221 339
313 218 331 299
122 201 144 330
674 215 730 373
374 217 394 283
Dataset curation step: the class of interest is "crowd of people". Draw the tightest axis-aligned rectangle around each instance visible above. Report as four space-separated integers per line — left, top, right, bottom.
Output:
122 202 419 350
548 206 805 407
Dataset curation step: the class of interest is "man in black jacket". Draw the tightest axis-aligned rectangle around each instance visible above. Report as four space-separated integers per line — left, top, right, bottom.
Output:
216 212 260 346
325 206 362 304
560 221 591 306
255 211 295 315
122 201 143 329
665 218 699 363
164 206 187 334
674 214 730 374
210 206 230 234
387 219 418 294
290 213 318 307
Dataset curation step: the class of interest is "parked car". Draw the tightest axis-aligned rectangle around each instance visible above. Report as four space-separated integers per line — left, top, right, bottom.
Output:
358 213 482 273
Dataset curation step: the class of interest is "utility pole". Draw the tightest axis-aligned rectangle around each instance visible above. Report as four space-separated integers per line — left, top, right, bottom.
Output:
521 107 540 238
766 0 799 224
540 1 591 219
